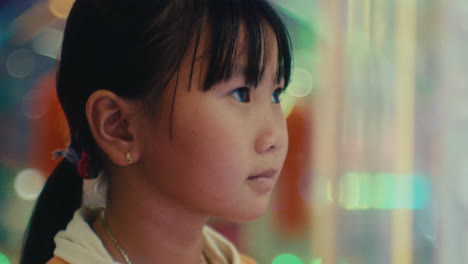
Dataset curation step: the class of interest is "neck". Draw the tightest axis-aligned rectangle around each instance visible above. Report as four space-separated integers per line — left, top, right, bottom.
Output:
92 172 209 264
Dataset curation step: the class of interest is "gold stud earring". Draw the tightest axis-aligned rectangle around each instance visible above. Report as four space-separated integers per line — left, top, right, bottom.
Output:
125 152 133 165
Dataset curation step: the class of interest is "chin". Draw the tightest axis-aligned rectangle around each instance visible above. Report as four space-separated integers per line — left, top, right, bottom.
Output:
220 199 271 223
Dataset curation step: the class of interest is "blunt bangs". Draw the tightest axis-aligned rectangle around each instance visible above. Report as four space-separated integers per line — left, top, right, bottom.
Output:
200 0 292 90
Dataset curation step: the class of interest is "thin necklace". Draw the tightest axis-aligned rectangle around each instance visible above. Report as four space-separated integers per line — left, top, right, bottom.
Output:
101 211 133 264
100 211 205 264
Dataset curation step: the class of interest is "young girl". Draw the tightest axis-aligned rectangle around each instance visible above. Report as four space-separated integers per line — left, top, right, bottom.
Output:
21 0 292 263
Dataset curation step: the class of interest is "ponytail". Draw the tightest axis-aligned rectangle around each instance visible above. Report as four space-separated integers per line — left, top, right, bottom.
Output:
20 159 82 264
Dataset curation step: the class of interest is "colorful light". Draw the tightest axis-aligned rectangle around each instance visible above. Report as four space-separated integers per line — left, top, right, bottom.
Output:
32 28 64 59
272 253 303 264
6 49 35 78
48 0 75 19
310 258 322 264
14 168 45 200
0 252 10 264
287 68 314 97
338 172 430 210
281 91 297 118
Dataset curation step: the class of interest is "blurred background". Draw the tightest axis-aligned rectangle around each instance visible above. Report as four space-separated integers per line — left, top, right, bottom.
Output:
1 0 467 263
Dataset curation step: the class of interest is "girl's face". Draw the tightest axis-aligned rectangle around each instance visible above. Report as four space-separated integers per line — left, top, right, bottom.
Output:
136 32 288 222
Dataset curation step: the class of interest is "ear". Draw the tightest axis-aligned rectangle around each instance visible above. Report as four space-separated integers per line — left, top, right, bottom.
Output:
86 90 141 166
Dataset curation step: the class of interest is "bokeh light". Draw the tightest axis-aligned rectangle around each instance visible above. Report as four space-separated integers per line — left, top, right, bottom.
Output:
32 28 63 59
338 172 431 210
14 168 45 200
0 252 10 264
272 253 303 264
22 90 48 120
1 0 467 263
310 259 322 264
287 68 314 97
281 91 297 118
6 49 35 78
338 172 372 210
48 0 75 19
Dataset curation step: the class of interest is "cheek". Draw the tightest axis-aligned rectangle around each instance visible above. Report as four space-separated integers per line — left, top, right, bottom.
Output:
164 109 254 212
174 109 251 178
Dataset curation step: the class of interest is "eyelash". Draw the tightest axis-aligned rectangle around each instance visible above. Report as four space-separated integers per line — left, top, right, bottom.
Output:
230 87 251 103
272 88 284 104
230 87 284 104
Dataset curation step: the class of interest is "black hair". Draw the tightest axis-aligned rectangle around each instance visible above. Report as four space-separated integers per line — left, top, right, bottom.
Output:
20 0 291 263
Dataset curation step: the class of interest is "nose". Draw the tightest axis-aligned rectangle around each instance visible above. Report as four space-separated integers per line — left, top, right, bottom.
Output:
254 112 288 154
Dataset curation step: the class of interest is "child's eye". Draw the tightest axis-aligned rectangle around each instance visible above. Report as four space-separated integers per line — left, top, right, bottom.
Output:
271 88 284 104
230 87 251 103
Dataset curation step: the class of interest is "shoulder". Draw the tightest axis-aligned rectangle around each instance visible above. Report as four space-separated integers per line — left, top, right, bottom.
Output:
203 226 258 264
46 256 69 264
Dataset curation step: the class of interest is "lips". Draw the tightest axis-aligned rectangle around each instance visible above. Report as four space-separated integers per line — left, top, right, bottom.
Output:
247 168 277 180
